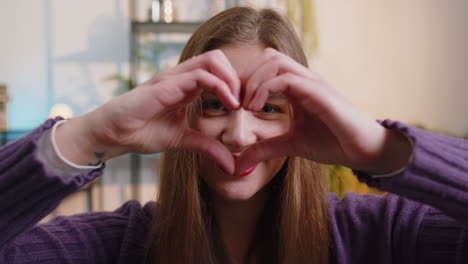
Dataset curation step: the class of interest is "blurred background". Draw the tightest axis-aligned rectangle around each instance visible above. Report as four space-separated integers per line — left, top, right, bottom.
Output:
1 0 467 218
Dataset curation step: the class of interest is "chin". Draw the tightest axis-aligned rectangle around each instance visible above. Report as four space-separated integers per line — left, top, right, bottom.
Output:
213 182 260 201
202 168 267 202
200 160 285 202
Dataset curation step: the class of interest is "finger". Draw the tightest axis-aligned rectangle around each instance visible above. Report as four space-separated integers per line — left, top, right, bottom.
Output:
244 48 317 110
185 69 239 108
251 73 372 154
179 129 235 175
242 48 282 86
243 61 277 110
155 69 239 111
173 50 241 101
249 73 329 113
234 133 293 177
243 49 280 107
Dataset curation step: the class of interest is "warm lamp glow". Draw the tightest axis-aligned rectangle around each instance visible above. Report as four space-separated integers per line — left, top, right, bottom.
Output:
49 104 74 119
163 0 173 22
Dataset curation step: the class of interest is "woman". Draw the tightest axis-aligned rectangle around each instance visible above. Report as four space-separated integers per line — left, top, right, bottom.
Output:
1 6 467 264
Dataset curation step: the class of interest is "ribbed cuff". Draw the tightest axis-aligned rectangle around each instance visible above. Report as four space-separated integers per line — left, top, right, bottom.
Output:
0 117 105 246
36 120 101 179
356 119 468 224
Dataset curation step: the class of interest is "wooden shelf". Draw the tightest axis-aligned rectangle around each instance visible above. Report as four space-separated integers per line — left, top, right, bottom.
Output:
131 21 202 34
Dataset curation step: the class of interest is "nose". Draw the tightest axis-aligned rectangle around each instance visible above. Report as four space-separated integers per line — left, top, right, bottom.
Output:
221 109 258 152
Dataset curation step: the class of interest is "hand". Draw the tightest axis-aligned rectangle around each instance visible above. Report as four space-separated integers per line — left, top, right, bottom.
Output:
235 48 412 176
56 50 240 174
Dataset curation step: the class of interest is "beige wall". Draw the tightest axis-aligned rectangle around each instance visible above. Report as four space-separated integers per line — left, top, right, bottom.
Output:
313 0 468 135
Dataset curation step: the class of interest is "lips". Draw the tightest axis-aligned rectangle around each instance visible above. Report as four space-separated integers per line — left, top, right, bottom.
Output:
240 165 257 176
232 154 257 177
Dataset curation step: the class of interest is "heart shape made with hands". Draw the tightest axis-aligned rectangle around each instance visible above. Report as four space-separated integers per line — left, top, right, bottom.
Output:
193 48 389 177
200 48 359 177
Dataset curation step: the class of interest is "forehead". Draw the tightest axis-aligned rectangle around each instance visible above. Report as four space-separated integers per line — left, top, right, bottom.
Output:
219 43 265 81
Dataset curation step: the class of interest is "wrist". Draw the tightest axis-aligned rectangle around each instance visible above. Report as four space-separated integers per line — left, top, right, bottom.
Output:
361 128 413 175
54 114 125 166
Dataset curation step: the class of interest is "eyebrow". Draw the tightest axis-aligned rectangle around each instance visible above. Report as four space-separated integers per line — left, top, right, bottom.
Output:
201 91 217 97
201 91 286 100
268 94 285 100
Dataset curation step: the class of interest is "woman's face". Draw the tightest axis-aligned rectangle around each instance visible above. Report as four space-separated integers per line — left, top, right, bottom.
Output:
198 44 291 201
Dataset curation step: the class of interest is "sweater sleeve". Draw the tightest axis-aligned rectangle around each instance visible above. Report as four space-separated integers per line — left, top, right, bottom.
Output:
0 200 153 264
328 119 468 264
0 118 105 247
356 119 468 224
327 192 432 264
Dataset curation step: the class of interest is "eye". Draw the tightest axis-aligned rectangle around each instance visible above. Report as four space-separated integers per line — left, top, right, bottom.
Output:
205 101 224 110
261 104 281 114
202 100 226 113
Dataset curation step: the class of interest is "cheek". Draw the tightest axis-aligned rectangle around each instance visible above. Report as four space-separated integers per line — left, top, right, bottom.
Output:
258 119 290 139
197 118 226 178
197 118 224 138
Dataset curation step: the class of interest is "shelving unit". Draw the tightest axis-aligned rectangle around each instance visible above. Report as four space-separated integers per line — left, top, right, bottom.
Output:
131 21 201 33
128 21 202 200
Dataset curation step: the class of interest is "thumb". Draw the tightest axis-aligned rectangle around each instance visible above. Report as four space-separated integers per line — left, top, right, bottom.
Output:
235 134 293 177
178 129 235 175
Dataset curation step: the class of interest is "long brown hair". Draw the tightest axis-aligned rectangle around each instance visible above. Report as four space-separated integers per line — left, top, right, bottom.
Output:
145 6 329 264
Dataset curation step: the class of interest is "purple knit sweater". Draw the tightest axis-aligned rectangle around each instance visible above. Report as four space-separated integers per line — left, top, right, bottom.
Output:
0 118 467 263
